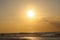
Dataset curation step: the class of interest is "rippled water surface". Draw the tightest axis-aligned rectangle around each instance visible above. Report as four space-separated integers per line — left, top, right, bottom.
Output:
0 37 60 40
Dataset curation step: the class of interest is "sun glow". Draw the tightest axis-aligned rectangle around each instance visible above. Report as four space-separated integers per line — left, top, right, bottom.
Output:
27 10 35 18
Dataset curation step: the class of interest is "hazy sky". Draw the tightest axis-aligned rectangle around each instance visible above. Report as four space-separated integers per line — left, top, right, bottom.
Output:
0 0 60 33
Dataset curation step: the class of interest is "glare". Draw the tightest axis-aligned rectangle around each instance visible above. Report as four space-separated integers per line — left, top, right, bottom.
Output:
27 10 34 18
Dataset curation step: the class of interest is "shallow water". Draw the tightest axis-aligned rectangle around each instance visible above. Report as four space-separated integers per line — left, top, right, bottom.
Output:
20 37 60 40
0 37 60 40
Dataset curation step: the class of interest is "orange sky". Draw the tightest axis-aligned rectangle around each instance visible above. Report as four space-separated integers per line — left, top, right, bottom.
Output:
0 0 60 33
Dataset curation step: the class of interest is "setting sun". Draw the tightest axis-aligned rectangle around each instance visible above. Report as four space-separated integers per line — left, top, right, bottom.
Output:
27 10 35 18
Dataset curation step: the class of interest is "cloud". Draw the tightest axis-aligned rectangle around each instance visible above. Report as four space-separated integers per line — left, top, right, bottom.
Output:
49 20 60 27
42 17 60 27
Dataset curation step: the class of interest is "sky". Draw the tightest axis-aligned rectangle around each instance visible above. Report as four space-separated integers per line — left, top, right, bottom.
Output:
0 0 60 33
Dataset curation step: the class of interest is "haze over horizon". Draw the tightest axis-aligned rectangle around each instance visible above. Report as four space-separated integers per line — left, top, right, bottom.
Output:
0 0 60 33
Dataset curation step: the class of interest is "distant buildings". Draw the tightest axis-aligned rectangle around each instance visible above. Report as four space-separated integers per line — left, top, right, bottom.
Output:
0 32 60 37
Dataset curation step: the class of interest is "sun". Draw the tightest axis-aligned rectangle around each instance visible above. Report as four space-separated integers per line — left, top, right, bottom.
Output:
27 10 34 18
